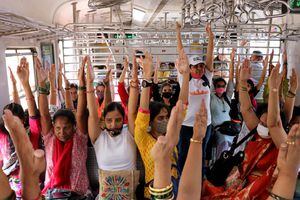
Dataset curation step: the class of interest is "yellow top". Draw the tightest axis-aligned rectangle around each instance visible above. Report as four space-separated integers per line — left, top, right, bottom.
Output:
134 111 178 198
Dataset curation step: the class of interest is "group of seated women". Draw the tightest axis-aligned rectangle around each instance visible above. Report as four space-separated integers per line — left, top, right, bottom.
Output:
0 22 300 200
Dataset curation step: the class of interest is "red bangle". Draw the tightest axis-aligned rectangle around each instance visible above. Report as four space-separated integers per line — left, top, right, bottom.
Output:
139 108 150 114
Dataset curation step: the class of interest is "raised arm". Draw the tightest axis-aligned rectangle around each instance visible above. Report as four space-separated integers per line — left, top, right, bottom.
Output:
235 55 241 92
17 58 38 117
239 59 260 131
2 110 45 200
48 64 57 107
268 49 275 75
118 56 129 105
177 100 207 200
226 48 235 98
86 56 101 143
256 55 269 92
57 63 66 103
103 69 112 107
35 57 52 135
267 63 287 148
177 49 190 104
284 69 298 123
139 52 153 111
9 66 20 104
76 62 88 134
128 55 139 135
205 23 215 72
229 48 235 82
267 124 300 200
119 56 129 83
176 22 184 51
150 101 184 196
152 56 162 102
61 73 74 110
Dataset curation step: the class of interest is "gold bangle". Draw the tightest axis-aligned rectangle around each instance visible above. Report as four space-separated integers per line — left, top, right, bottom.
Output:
149 188 173 196
240 86 248 92
190 138 203 144
149 183 173 193
271 88 278 92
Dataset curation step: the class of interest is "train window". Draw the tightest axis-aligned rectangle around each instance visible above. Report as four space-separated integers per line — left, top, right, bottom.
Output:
5 48 37 109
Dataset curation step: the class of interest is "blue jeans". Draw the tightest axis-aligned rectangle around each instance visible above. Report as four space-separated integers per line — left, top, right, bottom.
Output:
177 124 212 176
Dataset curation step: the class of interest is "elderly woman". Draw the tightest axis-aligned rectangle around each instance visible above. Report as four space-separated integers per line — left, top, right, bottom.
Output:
36 56 90 198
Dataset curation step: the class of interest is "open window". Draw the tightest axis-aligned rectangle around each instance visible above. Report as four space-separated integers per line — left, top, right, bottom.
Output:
5 48 37 109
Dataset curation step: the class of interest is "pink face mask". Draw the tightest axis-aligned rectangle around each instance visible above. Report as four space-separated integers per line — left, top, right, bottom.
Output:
191 72 202 79
215 87 225 95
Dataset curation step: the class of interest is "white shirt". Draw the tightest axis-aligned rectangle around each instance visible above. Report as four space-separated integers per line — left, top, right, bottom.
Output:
210 80 234 127
93 126 136 171
178 70 213 126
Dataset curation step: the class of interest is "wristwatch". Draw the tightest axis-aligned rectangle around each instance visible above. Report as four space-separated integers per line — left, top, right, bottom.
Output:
142 79 153 88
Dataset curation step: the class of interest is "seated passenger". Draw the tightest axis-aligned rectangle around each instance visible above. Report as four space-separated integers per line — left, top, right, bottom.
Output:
35 56 90 197
202 59 294 199
86 55 137 199
0 58 41 198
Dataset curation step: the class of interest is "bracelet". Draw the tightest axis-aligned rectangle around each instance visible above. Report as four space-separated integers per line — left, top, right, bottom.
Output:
38 86 50 95
149 183 173 199
269 191 292 200
149 183 173 193
86 89 95 94
240 86 248 92
286 94 295 98
78 86 86 91
190 138 203 144
152 193 174 200
138 108 150 114
271 88 278 92
65 87 70 90
288 90 296 97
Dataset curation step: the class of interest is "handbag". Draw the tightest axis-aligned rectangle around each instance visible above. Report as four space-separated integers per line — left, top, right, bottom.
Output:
207 127 257 186
99 169 140 200
214 120 241 136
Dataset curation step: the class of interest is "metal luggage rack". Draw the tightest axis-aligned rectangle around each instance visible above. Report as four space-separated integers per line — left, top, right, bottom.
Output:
61 21 283 85
0 11 73 41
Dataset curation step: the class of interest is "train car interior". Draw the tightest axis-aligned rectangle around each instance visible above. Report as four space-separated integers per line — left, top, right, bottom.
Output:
0 0 300 199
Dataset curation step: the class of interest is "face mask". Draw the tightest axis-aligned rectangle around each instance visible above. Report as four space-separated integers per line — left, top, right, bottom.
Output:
155 120 168 135
215 88 225 95
162 92 172 99
97 92 104 100
106 127 123 137
257 123 270 139
191 72 202 79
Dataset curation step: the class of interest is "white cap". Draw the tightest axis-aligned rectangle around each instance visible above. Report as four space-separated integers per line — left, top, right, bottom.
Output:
188 55 205 66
